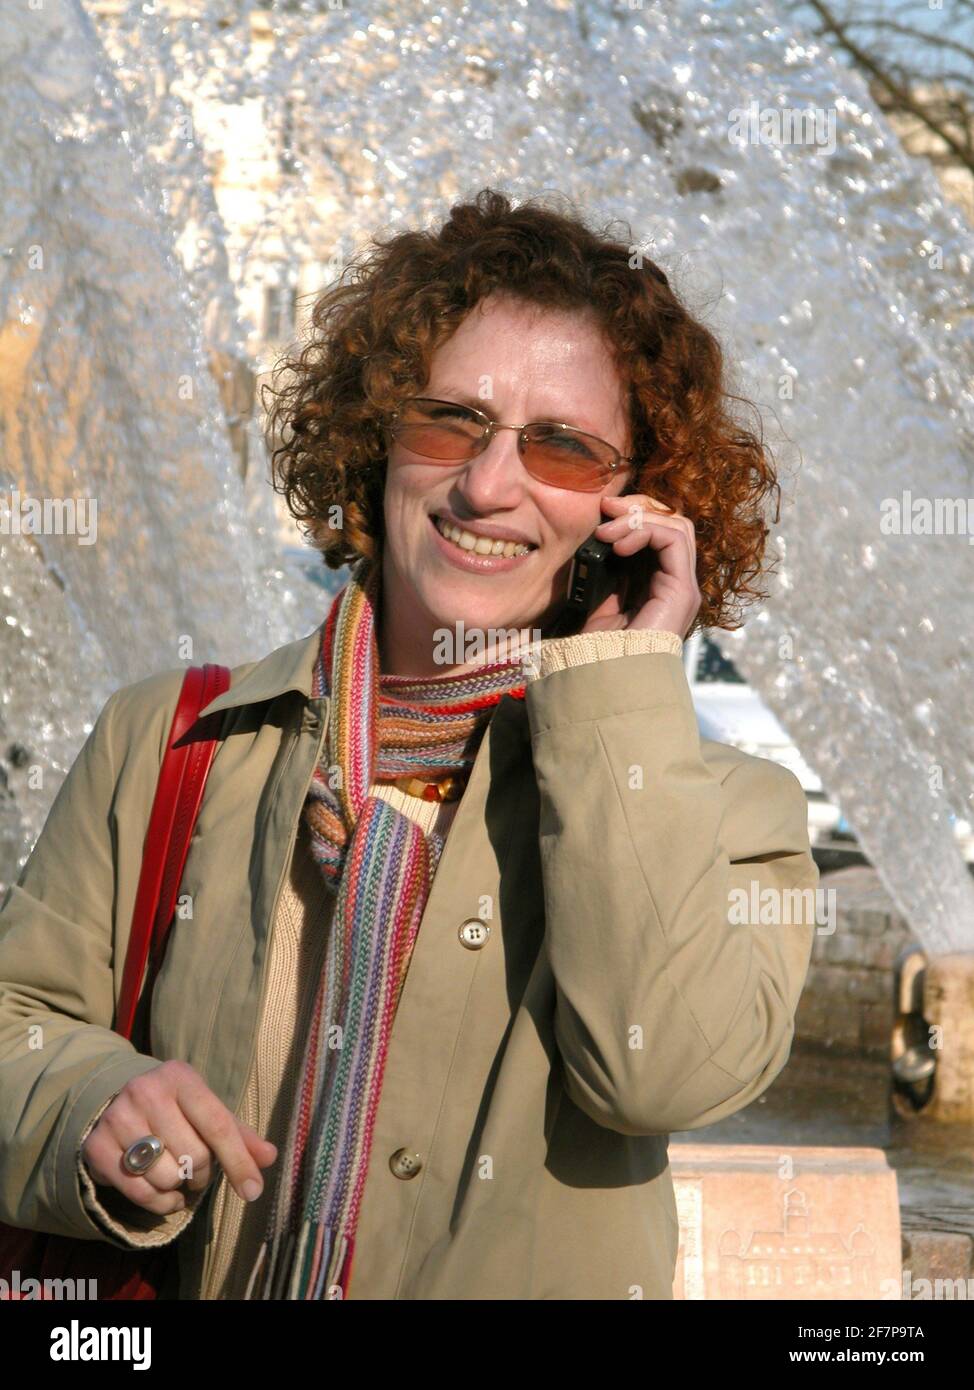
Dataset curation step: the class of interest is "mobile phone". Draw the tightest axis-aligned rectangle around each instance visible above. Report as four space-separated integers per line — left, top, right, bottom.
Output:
560 488 658 628
563 535 625 619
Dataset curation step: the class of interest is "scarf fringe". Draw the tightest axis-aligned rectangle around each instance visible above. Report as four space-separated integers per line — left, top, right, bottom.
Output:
243 1224 355 1301
243 1239 266 1301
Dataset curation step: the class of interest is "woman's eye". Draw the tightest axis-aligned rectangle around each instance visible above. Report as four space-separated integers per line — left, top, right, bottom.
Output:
543 431 597 459
433 418 483 440
430 407 480 426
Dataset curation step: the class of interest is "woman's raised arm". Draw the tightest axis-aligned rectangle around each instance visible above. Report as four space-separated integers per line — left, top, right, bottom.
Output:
525 642 819 1137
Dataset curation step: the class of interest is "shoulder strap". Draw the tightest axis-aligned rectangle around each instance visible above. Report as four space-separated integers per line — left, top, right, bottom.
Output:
115 663 231 1041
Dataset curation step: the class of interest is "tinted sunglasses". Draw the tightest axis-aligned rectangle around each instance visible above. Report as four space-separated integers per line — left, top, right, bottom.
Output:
386 396 633 493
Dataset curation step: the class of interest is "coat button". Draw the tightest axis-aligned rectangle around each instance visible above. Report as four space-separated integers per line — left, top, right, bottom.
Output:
389 1148 423 1180
458 917 491 950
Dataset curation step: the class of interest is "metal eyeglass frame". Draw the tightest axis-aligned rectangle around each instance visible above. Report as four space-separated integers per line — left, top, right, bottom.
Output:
386 396 634 480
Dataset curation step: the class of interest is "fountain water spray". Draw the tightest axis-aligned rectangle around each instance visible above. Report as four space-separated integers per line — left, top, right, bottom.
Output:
2 0 973 958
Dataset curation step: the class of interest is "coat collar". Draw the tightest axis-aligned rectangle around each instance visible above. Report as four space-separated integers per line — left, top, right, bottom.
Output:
196 620 529 746
197 621 326 717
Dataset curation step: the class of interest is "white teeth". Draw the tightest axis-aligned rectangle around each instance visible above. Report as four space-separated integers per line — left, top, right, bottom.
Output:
434 515 532 557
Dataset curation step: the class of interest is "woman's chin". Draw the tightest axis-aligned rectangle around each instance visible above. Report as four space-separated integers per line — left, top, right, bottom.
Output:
432 609 534 638
409 563 570 658
420 582 518 632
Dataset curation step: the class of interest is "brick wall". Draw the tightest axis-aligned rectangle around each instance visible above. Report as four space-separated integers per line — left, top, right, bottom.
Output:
796 866 915 1058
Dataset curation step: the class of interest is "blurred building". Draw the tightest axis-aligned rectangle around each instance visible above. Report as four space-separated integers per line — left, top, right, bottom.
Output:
881 81 974 225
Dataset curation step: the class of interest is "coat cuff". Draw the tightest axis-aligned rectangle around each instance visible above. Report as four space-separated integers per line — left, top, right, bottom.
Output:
527 628 683 682
525 646 693 740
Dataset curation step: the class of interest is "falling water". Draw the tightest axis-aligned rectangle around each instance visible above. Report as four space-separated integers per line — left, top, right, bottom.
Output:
0 0 324 887
2 0 973 953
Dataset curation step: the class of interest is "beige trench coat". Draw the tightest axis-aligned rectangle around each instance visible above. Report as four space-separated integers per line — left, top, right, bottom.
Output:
0 623 819 1299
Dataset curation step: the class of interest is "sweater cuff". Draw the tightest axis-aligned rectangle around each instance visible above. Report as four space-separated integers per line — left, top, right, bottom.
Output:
526 627 683 682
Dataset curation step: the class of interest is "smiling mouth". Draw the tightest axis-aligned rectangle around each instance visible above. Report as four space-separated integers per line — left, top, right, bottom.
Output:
432 514 536 558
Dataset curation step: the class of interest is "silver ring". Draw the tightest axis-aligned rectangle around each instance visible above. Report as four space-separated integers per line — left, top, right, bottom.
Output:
122 1135 166 1176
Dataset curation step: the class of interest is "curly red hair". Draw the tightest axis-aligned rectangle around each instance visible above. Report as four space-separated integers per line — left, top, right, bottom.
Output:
263 187 780 631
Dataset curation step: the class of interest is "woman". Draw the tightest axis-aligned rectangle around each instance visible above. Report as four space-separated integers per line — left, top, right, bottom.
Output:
0 188 818 1301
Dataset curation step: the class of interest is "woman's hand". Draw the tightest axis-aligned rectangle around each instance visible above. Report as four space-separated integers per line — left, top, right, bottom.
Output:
582 492 702 639
81 1059 277 1216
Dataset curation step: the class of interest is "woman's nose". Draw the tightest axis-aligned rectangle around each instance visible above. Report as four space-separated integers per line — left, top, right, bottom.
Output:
454 431 528 511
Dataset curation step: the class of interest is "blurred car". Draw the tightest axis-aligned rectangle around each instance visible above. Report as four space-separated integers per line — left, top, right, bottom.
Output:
681 630 842 847
682 633 974 865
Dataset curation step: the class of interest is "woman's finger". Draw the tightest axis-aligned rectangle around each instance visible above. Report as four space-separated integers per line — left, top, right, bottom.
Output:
174 1068 269 1203
83 1135 186 1211
606 515 688 560
103 1172 187 1217
82 1099 190 1213
599 492 678 518
100 1076 209 1193
236 1119 279 1168
599 497 697 573
128 1095 215 1193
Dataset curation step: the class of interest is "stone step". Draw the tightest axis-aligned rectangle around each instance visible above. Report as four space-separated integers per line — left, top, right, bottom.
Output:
669 1143 901 1299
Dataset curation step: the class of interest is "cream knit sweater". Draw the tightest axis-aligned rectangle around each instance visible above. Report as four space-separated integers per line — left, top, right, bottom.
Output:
76 628 683 1296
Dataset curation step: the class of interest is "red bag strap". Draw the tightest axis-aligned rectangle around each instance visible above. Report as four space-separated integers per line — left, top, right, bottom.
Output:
115 663 231 1041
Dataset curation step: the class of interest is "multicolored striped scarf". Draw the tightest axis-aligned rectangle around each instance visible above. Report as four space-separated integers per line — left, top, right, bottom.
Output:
244 556 527 1300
